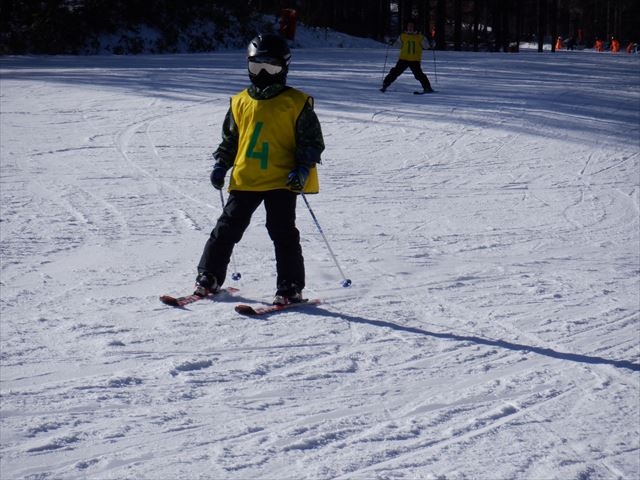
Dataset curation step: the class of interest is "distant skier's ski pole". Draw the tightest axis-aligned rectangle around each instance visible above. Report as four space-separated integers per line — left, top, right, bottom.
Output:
432 42 438 84
382 41 391 82
219 189 241 281
301 193 351 288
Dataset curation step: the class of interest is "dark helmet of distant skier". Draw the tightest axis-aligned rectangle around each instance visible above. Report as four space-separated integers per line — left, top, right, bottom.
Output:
247 33 291 89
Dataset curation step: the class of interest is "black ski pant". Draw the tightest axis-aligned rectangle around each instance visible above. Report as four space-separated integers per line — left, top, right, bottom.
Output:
383 59 432 91
197 189 305 290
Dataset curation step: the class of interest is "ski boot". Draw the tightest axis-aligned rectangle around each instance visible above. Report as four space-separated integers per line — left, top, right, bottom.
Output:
194 272 219 297
272 281 304 305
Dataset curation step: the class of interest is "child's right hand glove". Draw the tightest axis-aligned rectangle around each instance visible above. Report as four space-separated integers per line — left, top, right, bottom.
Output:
210 162 227 190
286 166 309 191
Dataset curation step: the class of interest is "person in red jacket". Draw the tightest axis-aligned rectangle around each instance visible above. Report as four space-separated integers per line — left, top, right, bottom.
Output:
610 37 620 53
595 38 604 52
555 36 563 50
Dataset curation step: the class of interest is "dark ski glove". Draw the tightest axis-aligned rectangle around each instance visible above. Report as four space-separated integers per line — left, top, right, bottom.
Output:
286 166 309 191
210 162 227 190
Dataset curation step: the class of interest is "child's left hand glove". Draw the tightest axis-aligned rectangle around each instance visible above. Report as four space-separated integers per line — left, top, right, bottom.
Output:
210 162 227 190
286 166 309 191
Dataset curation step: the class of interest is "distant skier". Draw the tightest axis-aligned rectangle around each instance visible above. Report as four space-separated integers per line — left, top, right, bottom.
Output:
595 38 604 52
381 21 434 94
555 36 563 50
194 33 325 305
610 37 620 53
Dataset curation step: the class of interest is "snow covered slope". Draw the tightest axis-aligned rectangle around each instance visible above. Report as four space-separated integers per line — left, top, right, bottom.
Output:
1 42 639 479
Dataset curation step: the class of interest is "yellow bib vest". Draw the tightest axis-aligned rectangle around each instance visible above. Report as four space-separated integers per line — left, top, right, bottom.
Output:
399 32 424 61
229 88 319 193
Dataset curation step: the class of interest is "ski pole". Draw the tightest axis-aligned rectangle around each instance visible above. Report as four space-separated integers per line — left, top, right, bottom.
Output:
432 43 438 84
300 193 351 288
219 189 241 281
382 41 391 82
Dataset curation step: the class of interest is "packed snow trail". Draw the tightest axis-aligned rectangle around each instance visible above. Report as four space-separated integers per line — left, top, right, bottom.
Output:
1 44 639 480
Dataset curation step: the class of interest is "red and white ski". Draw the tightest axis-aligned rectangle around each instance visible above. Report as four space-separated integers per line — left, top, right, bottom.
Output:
160 287 239 308
235 298 321 316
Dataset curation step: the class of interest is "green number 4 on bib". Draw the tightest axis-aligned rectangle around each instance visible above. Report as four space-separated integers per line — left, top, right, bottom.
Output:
246 122 269 169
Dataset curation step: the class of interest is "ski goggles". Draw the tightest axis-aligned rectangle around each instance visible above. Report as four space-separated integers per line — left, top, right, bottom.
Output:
248 57 284 75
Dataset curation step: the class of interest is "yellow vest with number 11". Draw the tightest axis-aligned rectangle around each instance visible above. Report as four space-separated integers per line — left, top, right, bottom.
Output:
399 32 424 61
229 88 319 193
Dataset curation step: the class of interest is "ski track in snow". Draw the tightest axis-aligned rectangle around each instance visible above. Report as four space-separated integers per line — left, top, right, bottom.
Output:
1 45 639 480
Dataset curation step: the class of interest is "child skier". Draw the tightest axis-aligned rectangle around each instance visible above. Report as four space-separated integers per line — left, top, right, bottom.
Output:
381 21 434 94
195 33 325 306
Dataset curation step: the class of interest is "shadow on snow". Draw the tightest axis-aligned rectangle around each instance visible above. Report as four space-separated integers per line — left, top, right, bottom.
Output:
316 308 640 372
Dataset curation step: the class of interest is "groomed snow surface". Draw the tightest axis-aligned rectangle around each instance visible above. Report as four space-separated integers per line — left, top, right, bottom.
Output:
1 36 639 480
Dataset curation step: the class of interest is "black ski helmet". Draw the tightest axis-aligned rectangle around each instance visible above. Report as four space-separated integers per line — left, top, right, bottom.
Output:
247 34 291 88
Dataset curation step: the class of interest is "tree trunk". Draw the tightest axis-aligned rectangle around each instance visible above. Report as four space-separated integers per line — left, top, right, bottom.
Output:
550 0 558 52
537 0 546 52
435 0 446 50
454 0 462 50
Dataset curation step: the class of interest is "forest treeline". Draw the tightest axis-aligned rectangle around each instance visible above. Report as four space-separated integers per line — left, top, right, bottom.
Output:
1 0 638 54
1 0 266 54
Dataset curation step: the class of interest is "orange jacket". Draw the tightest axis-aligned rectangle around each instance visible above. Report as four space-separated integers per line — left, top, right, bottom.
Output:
555 37 563 50
611 39 620 53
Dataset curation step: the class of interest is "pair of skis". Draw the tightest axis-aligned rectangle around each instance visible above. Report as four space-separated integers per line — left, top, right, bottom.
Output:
159 288 320 316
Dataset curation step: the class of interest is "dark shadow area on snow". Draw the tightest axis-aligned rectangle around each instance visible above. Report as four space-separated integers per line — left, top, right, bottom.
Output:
1 49 637 143
312 307 640 372
0 53 248 102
